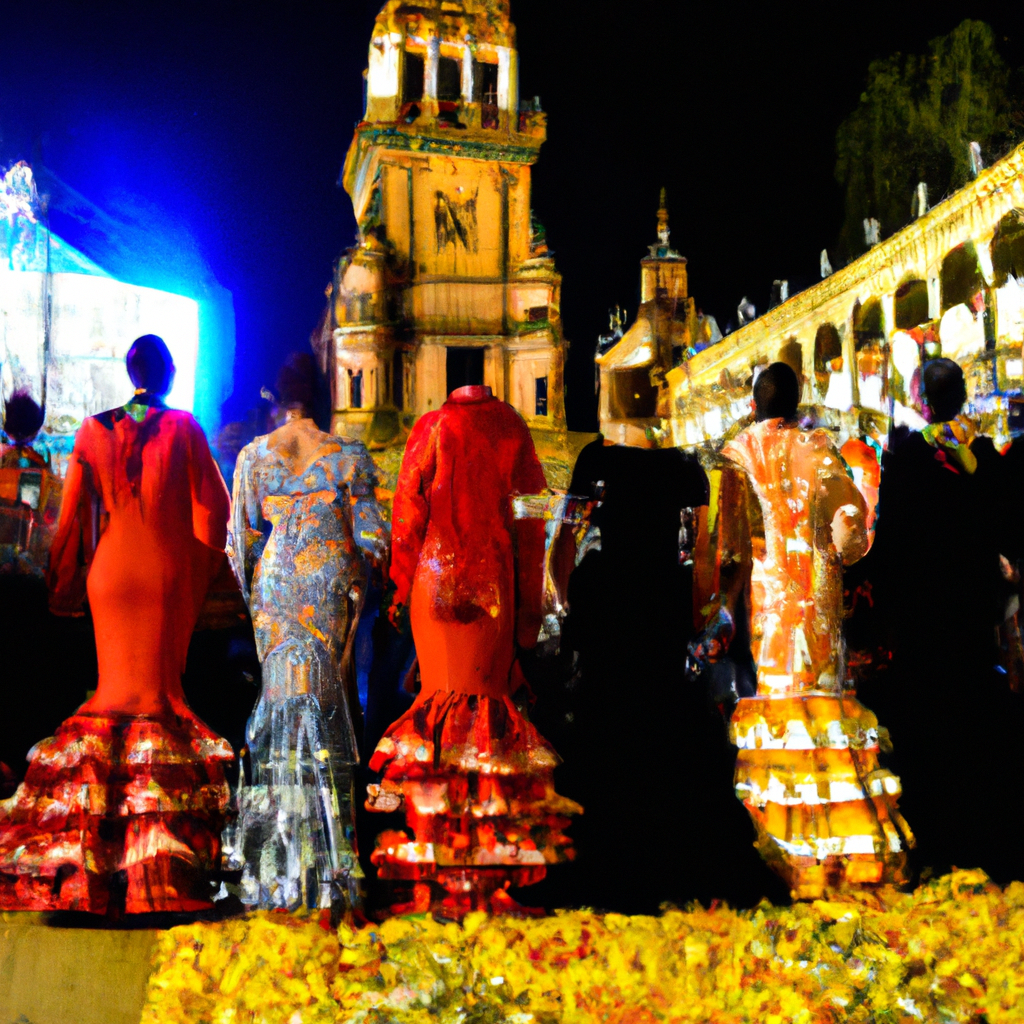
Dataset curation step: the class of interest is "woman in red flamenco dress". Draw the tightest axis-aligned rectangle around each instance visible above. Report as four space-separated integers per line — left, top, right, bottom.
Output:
0 335 233 914
366 385 580 915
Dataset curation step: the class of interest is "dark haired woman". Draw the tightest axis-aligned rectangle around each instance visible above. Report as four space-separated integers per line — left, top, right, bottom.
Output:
0 389 59 570
225 353 387 910
1 389 47 468
0 335 234 914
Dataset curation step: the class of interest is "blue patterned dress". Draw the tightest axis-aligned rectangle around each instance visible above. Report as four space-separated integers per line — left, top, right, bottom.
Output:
226 417 387 909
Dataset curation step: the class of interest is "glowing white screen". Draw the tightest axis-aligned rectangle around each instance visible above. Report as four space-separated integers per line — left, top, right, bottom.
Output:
0 271 199 426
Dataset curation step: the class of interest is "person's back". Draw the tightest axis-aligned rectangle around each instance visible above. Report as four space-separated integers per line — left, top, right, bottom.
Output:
367 386 575 916
722 417 867 692
81 406 218 545
871 358 1021 883
226 355 381 912
875 430 1003 663
390 385 546 645
569 439 706 569
1 335 233 915
49 337 228 715
712 364 909 899
552 431 782 914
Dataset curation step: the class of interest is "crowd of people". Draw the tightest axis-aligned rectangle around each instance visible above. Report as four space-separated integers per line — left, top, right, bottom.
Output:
0 338 1020 918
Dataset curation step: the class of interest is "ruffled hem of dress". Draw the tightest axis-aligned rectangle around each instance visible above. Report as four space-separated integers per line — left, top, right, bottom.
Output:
370 770 578 878
367 694 580 889
0 711 232 914
730 692 884 752
368 691 560 778
735 742 913 898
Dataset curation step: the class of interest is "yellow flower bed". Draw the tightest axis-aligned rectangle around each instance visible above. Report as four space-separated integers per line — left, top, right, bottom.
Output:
142 870 1024 1023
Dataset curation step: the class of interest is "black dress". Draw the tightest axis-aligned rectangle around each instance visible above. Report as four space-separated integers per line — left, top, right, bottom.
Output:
870 430 1022 883
548 440 787 912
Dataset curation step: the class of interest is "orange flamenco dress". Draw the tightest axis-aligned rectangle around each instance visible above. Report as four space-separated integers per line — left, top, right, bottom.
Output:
367 386 580 912
721 419 912 899
0 398 233 914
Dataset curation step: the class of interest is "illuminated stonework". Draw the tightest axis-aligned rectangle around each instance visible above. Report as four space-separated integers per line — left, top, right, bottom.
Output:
596 194 688 445
325 0 566 447
644 141 1024 448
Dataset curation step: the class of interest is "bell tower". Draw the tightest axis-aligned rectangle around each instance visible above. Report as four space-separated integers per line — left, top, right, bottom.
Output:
326 0 566 446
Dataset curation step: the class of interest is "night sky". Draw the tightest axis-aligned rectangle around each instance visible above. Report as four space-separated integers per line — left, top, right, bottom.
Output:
2 1 1021 431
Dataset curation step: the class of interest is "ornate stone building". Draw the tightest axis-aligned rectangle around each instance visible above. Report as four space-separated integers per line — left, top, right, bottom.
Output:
595 193 720 445
664 142 1024 449
323 0 566 450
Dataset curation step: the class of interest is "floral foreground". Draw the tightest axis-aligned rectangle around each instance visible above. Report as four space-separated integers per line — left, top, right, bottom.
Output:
142 870 1024 1024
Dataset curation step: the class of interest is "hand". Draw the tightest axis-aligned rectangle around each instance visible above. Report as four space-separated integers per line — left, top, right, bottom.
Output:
831 503 866 564
685 606 735 680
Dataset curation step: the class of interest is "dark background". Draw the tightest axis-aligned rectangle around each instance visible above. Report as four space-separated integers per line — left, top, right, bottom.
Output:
2 1 1021 431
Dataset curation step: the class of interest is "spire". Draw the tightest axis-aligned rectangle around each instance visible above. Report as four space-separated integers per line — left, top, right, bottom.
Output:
657 187 670 248
648 187 680 259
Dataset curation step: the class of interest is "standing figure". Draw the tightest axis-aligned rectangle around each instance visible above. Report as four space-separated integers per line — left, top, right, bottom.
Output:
366 385 579 916
552 434 785 912
872 358 1018 883
0 335 233 914
226 355 387 910
715 364 911 899
0 390 62 574
1 389 47 469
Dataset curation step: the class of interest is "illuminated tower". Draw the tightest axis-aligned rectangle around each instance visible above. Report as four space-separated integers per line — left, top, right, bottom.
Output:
595 191 704 444
327 0 565 446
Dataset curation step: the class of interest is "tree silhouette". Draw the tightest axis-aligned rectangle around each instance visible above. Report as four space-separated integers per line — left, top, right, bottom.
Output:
835 20 1018 263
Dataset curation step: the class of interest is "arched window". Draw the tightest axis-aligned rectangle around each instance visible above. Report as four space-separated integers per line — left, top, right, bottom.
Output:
940 243 985 313
777 337 803 383
392 349 405 411
853 299 887 411
894 278 929 330
814 324 843 398
991 210 1024 289
403 50 425 104
349 369 363 410
854 298 884 348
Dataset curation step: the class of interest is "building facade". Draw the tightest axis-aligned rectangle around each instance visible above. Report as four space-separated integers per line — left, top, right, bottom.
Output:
663 142 1024 450
324 0 566 448
596 193 721 445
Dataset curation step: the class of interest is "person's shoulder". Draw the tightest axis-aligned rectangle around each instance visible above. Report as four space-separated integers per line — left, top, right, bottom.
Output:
721 422 756 460
569 437 606 492
465 398 533 443
805 428 850 465
881 431 930 476
328 434 377 471
662 444 704 469
489 398 532 429
806 425 834 446
413 408 443 432
333 435 372 457
971 434 1001 472
90 407 122 431
236 434 266 463
159 407 203 434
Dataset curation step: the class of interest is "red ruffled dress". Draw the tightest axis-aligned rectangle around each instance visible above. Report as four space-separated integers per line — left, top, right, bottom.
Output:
0 401 233 914
367 387 580 910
